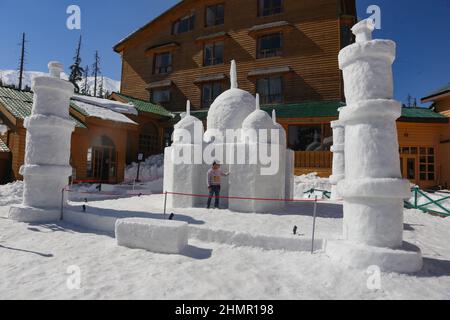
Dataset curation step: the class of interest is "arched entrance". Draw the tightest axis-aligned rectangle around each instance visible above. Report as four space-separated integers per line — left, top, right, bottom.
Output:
139 122 160 158
86 135 118 183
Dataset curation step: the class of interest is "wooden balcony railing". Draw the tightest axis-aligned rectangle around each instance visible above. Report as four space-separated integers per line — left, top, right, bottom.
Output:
294 151 333 169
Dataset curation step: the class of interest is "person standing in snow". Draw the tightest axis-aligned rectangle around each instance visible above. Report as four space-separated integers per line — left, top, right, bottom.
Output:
207 161 229 209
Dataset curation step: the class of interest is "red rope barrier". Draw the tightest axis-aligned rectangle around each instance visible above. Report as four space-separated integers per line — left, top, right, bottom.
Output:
165 191 320 203
62 188 331 203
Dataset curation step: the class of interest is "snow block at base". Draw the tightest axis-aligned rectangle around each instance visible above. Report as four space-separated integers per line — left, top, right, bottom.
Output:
115 218 189 254
326 240 423 274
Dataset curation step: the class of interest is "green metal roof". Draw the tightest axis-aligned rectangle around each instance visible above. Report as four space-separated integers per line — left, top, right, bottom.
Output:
262 101 345 118
0 87 87 128
178 101 447 123
422 84 450 100
113 92 174 118
400 107 448 121
0 138 10 153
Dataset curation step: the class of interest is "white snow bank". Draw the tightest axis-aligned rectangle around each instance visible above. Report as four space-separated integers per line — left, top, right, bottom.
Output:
0 124 8 134
125 154 164 183
294 173 332 199
72 95 137 115
73 100 137 125
0 181 23 206
116 218 189 254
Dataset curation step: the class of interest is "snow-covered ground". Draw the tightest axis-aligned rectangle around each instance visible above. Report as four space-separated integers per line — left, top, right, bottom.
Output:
0 70 120 96
0 180 450 299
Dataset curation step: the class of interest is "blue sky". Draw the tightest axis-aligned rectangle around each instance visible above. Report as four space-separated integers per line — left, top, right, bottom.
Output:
0 0 449 104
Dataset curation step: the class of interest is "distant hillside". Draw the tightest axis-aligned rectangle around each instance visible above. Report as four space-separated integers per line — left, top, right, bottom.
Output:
0 70 120 96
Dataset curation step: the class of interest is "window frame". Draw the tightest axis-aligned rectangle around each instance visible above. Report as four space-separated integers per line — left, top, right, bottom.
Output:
256 76 284 105
205 3 225 27
203 41 225 66
172 12 196 35
202 81 223 108
153 52 173 75
257 32 283 59
151 88 171 105
258 0 284 17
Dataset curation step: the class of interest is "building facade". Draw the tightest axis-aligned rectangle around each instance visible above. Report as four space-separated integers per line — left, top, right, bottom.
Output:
113 0 449 189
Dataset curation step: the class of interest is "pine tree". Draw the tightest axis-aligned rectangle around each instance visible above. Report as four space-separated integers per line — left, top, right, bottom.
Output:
82 65 89 95
69 36 84 93
18 33 26 91
98 77 104 98
91 51 101 97
0 72 3 87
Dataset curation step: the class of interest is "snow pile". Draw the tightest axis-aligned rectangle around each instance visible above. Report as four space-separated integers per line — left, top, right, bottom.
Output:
116 218 189 254
0 181 23 206
0 70 120 96
294 173 332 199
125 154 164 183
73 100 137 125
0 124 8 134
72 95 137 115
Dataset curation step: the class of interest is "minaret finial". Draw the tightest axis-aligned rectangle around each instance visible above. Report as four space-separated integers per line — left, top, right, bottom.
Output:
186 100 191 116
272 109 277 124
48 61 64 79
256 94 260 111
352 19 375 43
230 60 238 89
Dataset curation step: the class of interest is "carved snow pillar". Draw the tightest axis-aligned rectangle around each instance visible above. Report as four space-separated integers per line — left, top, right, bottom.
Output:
9 62 75 223
330 120 345 200
326 20 423 273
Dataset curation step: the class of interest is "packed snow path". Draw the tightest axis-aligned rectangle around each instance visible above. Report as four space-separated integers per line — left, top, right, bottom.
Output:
1 200 450 299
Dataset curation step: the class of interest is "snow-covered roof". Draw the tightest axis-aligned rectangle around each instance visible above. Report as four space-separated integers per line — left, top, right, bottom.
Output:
72 95 138 115
72 100 137 125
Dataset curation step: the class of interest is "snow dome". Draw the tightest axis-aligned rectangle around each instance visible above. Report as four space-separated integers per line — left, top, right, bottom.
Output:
242 94 277 144
173 101 203 145
206 60 255 134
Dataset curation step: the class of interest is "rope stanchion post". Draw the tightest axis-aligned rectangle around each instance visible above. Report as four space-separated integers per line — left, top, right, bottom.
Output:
311 196 318 254
60 188 65 221
163 191 168 218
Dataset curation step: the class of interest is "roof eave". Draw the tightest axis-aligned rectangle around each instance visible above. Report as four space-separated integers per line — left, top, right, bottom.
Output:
421 90 450 103
113 0 189 53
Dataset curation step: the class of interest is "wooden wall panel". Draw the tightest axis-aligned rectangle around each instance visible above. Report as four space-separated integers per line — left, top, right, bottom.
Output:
119 0 347 111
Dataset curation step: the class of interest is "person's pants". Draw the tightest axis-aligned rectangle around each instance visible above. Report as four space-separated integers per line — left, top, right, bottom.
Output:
207 185 221 209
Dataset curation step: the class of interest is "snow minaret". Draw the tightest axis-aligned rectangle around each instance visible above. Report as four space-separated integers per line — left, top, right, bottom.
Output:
326 20 423 273
164 100 204 209
9 61 75 223
329 120 345 200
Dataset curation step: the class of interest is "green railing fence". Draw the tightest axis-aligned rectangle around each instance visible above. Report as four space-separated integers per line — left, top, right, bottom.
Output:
404 187 450 217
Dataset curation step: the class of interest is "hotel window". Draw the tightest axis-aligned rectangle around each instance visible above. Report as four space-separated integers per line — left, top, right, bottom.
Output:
258 0 283 17
202 82 223 108
204 41 224 66
257 33 283 59
152 88 171 104
172 13 196 34
153 52 172 75
288 124 332 152
419 147 435 181
205 4 225 27
256 76 283 104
